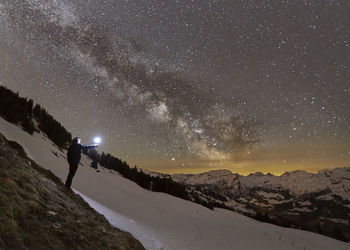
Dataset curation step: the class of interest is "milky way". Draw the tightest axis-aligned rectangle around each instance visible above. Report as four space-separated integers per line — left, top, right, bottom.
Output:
0 0 349 174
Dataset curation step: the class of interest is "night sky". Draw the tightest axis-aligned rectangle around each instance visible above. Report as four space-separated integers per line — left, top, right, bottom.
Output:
0 0 349 175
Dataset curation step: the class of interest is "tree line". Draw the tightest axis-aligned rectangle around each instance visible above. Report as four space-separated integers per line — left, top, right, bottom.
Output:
88 149 189 199
0 85 72 148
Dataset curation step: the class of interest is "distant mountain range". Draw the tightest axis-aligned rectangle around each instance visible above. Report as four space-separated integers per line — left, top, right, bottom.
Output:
141 167 350 241
170 168 350 242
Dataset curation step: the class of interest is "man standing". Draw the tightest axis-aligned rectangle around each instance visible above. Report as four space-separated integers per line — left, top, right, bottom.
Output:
65 137 97 189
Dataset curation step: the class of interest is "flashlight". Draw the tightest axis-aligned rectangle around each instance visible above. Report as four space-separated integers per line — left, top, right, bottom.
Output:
93 136 101 144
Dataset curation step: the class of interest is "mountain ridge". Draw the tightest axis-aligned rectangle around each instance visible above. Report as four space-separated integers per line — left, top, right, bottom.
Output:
170 167 350 241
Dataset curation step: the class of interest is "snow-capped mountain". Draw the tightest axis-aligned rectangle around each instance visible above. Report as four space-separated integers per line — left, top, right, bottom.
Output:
172 168 350 242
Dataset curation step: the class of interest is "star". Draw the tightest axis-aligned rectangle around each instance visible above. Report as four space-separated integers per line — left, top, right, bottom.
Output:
0 0 348 175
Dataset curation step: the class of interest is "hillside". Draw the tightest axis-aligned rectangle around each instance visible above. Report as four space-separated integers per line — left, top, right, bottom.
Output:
0 133 144 250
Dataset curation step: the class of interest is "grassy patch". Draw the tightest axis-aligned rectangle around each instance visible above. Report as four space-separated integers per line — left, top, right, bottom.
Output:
0 133 145 250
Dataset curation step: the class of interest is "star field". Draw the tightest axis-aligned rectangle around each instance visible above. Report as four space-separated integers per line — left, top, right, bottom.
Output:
0 0 349 174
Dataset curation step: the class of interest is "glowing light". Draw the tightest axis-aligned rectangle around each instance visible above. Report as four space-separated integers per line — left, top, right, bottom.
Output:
94 136 101 144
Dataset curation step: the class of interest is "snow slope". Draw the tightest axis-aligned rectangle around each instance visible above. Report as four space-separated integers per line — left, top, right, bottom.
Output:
1 117 349 250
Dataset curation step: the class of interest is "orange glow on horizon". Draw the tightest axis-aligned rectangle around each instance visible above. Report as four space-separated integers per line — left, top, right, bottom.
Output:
143 142 350 176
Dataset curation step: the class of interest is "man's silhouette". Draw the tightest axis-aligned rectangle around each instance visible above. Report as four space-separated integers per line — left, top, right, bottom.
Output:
65 137 96 189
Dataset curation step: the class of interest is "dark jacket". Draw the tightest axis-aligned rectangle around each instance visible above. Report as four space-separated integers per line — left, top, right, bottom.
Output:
67 143 94 164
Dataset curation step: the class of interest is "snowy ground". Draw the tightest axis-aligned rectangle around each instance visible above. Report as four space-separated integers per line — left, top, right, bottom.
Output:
1 117 349 250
